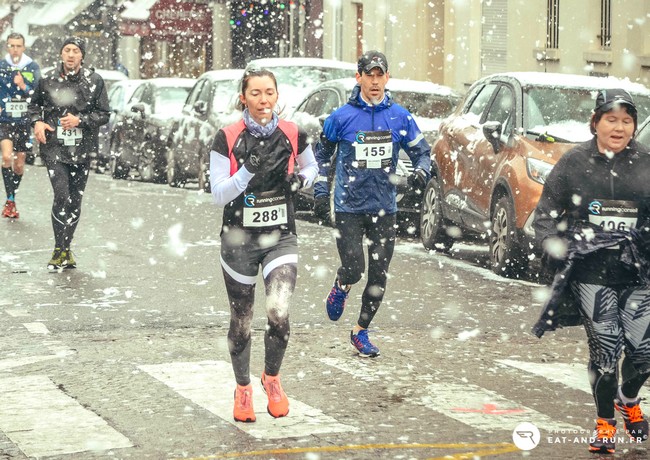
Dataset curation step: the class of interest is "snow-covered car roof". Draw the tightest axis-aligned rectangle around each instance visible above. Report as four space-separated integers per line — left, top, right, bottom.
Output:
145 77 196 88
95 69 129 83
486 72 650 95
246 57 357 71
321 77 462 97
199 68 245 82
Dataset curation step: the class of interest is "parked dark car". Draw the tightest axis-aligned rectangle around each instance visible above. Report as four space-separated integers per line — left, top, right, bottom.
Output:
110 78 194 182
288 77 462 230
166 69 244 190
421 72 650 277
95 79 143 173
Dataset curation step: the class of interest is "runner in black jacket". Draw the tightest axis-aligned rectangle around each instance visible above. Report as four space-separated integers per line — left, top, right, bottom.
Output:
533 88 650 454
28 37 110 269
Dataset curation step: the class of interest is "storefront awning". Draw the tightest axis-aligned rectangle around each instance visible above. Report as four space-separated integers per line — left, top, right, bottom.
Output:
120 0 212 39
2 0 95 46
120 0 158 21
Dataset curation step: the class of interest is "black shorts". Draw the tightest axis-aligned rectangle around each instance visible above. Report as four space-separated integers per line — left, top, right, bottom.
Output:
0 122 31 152
220 229 298 285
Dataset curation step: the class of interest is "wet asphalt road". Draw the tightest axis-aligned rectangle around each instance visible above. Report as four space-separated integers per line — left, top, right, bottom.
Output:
1 164 648 460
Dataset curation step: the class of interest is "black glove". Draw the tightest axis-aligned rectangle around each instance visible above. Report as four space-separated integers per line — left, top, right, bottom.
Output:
407 168 428 191
313 196 330 220
285 173 305 194
243 148 262 174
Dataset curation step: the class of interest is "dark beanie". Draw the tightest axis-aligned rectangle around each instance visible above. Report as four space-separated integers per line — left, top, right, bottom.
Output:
61 37 85 57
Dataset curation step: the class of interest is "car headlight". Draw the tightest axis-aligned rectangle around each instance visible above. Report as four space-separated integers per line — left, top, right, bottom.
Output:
526 157 554 185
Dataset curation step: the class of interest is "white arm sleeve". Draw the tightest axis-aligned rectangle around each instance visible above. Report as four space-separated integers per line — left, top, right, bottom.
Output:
296 144 318 189
209 150 254 206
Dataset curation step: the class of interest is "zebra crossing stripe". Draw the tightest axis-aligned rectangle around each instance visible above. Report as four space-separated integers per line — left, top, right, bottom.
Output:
423 383 581 432
0 375 132 457
320 357 582 433
497 359 590 393
138 360 358 439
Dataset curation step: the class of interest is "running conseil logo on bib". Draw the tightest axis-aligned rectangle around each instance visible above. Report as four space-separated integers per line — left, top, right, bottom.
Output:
244 194 256 207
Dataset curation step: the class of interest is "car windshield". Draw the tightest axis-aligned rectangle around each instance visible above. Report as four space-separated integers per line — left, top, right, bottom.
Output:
525 86 650 143
267 66 356 89
213 80 240 112
391 90 461 133
155 87 192 114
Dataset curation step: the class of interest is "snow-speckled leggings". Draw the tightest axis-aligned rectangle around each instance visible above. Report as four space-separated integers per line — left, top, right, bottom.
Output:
572 282 650 418
334 212 396 329
220 230 298 386
44 160 89 249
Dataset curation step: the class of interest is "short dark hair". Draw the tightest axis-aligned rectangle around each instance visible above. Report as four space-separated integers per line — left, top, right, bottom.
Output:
7 33 25 45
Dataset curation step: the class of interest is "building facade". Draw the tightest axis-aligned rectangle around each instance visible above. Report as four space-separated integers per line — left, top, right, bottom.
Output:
0 0 649 92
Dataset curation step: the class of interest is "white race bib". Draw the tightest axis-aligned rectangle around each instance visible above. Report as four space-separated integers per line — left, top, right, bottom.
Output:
353 130 392 169
7 100 27 118
242 191 288 228
587 199 638 232
56 126 83 146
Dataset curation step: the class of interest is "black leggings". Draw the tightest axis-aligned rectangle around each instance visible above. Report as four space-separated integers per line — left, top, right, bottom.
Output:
572 282 650 418
334 212 396 329
224 263 297 386
45 160 89 249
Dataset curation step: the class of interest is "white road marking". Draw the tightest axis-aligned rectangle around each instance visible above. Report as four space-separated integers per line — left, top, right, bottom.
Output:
139 360 358 439
23 322 49 334
423 382 581 432
6 309 30 317
0 375 132 457
321 357 581 432
497 359 650 398
0 355 61 372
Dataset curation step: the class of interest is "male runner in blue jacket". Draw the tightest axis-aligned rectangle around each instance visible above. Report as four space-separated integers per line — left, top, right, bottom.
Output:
0 32 40 219
315 50 431 357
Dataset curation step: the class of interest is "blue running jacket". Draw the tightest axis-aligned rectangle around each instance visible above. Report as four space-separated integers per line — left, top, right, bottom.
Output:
314 84 431 214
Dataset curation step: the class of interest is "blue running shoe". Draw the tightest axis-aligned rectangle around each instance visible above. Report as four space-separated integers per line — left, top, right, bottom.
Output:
350 329 380 357
326 280 349 321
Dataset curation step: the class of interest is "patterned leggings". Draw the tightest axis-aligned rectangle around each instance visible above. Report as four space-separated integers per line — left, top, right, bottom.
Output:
572 282 650 418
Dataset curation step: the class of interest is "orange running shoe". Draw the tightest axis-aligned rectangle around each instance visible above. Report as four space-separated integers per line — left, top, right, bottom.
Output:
233 384 256 423
589 418 617 454
261 372 289 418
615 397 649 442
2 200 17 218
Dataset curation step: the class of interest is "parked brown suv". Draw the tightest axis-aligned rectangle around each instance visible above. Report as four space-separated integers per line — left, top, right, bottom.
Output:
420 72 650 278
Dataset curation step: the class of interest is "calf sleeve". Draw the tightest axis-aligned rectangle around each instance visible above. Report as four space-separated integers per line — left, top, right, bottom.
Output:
589 360 618 419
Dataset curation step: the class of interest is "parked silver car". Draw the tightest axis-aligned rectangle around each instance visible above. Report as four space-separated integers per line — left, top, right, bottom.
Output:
166 69 244 190
110 78 194 183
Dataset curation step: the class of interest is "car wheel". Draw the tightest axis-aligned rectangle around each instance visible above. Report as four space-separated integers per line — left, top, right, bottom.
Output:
419 178 454 252
197 151 210 193
110 136 130 179
489 195 529 277
138 147 155 183
166 148 185 188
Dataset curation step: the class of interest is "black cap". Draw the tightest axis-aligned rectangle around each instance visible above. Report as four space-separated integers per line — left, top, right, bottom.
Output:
61 37 85 58
357 50 388 74
595 88 636 113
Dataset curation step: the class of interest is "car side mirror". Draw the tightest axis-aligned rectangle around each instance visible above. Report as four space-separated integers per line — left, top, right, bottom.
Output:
131 102 147 117
193 100 207 115
483 121 502 153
